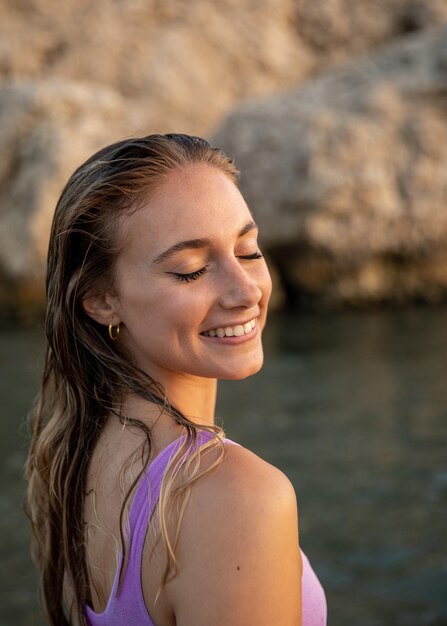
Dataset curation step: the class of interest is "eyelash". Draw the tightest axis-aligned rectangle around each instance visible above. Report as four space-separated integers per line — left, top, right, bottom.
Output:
170 252 264 283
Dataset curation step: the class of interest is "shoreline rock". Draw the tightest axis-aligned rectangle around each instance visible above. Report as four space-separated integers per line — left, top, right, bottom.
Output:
213 26 447 307
0 80 127 321
1 1 446 135
1 4 447 320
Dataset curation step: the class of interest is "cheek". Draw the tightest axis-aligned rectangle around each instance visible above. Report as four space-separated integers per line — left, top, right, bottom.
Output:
168 287 211 328
259 263 273 303
139 283 211 333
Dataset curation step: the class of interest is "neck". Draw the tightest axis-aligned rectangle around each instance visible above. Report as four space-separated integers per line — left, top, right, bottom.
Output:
164 372 217 426
121 373 217 432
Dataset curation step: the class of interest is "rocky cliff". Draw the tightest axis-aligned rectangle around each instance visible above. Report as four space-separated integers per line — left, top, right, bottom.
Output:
1 1 446 318
214 26 447 307
3 0 446 135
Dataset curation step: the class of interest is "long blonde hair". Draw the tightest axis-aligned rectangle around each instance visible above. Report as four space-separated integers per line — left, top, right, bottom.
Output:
25 134 240 625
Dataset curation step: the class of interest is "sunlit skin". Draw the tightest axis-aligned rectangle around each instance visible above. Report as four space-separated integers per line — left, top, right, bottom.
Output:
81 164 303 626
94 164 272 428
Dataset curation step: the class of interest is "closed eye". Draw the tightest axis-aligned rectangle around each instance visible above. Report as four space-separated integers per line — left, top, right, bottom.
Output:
238 251 264 260
168 266 209 282
168 251 264 283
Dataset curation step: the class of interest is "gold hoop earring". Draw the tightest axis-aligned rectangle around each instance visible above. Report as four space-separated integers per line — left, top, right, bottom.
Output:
108 323 120 341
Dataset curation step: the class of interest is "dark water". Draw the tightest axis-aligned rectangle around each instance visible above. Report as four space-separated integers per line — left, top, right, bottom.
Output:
1 308 446 626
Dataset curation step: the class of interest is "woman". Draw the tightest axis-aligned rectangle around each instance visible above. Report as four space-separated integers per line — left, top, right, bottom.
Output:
26 134 327 626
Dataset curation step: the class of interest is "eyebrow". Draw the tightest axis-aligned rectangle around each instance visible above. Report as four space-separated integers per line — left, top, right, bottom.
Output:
152 220 258 265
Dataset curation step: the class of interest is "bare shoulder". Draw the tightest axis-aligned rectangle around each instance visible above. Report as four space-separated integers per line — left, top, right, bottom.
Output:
201 439 298 507
165 440 302 626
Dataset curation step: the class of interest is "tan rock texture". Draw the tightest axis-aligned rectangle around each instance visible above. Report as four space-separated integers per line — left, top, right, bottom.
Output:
1 1 447 317
1 0 447 135
0 80 126 320
213 26 447 307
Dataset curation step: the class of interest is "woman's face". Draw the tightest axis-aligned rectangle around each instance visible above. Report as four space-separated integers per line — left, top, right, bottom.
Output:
110 164 272 383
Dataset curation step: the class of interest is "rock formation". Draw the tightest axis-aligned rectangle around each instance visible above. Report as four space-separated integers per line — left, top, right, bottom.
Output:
0 80 126 320
213 26 447 306
1 1 447 317
1 0 446 135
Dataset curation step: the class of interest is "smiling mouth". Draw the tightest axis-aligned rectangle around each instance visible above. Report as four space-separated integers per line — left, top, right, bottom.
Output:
200 318 257 338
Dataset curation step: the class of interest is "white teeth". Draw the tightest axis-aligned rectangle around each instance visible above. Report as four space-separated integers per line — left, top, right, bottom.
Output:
203 318 257 338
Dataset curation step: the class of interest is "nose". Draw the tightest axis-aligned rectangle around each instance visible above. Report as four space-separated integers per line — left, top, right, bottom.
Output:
217 258 263 310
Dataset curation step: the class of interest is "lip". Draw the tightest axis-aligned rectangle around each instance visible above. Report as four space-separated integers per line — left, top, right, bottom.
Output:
199 321 259 345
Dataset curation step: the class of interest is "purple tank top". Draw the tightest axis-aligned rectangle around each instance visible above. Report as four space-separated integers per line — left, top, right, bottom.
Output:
85 430 327 626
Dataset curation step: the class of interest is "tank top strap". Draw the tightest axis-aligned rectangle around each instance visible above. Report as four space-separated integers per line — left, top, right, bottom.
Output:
125 429 239 579
125 433 188 569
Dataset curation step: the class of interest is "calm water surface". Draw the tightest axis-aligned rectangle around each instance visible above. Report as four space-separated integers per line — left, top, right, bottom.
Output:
1 307 446 626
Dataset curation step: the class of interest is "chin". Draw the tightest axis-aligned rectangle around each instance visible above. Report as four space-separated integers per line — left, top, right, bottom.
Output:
218 357 264 381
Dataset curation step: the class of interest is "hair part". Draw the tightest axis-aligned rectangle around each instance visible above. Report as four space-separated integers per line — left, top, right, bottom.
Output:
25 134 239 625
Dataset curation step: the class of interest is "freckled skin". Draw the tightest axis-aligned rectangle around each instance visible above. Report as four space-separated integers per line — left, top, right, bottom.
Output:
110 165 272 405
82 164 304 626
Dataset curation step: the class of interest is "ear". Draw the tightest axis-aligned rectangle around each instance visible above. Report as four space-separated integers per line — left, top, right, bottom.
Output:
82 291 120 327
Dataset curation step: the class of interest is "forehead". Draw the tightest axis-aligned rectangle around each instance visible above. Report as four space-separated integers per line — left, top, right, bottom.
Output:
120 164 253 254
